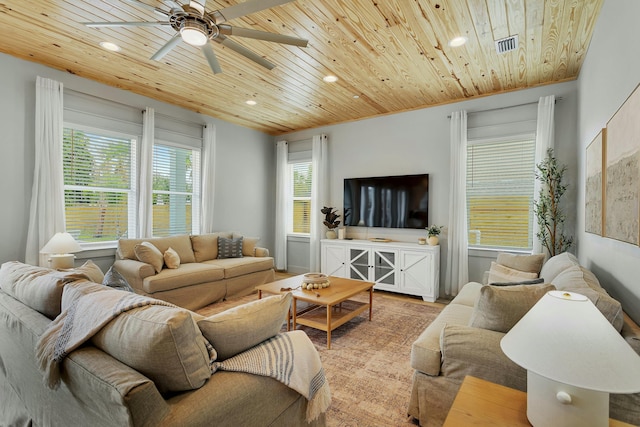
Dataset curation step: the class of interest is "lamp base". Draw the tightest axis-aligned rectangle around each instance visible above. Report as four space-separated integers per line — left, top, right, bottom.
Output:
527 371 609 427
48 254 75 269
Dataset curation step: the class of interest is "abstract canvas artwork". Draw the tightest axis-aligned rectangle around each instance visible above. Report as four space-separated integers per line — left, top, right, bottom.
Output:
585 129 605 235
605 83 640 245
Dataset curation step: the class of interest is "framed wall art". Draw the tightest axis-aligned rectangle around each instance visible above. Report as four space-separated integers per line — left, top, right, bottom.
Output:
605 83 640 245
585 129 605 235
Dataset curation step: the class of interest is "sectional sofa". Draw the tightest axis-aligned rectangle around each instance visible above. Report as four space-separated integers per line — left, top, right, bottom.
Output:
0 261 326 427
114 232 275 310
408 252 640 426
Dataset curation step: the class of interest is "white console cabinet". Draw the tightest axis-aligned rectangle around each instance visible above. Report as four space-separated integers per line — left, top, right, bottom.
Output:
321 239 440 302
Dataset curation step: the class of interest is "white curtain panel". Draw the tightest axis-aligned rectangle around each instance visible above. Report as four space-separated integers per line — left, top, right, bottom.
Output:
137 107 154 238
275 140 288 271
200 124 216 234
25 77 66 266
445 110 469 296
310 134 328 272
533 95 556 254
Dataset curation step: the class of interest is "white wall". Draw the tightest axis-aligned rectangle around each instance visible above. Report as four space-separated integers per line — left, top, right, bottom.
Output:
0 53 273 270
282 81 578 296
577 0 640 323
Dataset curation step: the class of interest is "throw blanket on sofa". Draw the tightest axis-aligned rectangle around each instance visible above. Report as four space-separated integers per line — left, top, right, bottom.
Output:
213 330 331 422
35 287 177 389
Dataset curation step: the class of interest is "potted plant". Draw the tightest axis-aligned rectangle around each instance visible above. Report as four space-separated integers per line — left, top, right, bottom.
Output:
426 225 443 246
321 206 341 239
534 148 573 256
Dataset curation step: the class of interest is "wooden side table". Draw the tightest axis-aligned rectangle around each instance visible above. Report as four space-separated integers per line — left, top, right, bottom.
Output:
443 376 633 426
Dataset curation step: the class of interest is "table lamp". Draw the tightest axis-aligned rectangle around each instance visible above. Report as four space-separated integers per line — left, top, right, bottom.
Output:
501 290 640 427
40 232 82 269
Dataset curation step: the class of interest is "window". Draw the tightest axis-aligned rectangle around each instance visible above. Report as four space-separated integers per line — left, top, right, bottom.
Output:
63 127 136 243
152 142 201 236
466 136 536 249
289 161 312 234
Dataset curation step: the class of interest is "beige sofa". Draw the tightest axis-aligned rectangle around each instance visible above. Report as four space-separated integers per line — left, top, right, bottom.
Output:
408 252 640 426
114 232 275 310
0 261 325 427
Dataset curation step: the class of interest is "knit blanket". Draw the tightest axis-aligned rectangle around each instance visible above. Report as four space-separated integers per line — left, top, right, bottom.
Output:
213 330 331 422
35 287 177 389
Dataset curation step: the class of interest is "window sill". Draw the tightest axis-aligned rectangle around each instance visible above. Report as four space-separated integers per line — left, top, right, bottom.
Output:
287 234 310 243
468 247 533 258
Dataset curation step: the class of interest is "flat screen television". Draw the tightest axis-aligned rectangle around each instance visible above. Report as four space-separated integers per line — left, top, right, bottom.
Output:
343 174 429 229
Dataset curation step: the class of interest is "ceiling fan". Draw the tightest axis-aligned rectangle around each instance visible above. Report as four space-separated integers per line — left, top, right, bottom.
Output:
83 0 308 74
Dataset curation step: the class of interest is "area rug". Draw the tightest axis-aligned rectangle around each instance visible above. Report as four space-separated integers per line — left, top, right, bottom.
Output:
196 291 443 427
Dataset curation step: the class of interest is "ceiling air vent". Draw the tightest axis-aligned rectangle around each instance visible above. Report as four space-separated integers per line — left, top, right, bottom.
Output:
495 35 518 54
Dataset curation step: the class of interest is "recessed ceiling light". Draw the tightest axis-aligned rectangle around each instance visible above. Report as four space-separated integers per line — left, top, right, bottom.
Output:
99 41 121 52
246 100 257 106
323 75 338 83
353 95 360 99
448 36 468 47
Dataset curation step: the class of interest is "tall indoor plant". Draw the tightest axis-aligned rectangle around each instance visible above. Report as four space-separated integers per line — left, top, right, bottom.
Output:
534 148 573 256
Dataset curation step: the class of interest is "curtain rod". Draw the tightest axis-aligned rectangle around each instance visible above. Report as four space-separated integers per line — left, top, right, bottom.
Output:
447 97 562 119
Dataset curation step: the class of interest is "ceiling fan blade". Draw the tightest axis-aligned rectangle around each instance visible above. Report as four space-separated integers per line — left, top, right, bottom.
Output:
215 35 275 70
122 0 171 17
212 0 294 24
150 33 182 61
84 21 171 27
163 1 183 10
201 43 222 74
218 25 308 47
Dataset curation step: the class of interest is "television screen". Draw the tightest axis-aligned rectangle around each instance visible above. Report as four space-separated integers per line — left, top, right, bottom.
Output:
343 174 429 229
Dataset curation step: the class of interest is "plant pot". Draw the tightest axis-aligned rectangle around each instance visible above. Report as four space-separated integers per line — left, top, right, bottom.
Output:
427 236 439 246
326 230 337 239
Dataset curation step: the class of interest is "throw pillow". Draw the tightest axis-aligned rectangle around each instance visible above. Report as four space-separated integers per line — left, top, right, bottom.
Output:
102 266 134 292
197 293 292 360
487 262 538 284
539 252 579 283
164 247 181 269
217 236 243 259
469 283 556 333
489 278 545 286
134 241 164 273
233 233 260 257
496 253 545 275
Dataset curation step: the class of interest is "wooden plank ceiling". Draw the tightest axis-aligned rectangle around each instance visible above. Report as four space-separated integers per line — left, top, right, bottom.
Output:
0 0 602 135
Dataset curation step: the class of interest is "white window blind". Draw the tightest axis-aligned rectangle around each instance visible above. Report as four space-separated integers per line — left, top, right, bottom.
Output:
152 142 201 236
290 161 312 234
63 127 136 243
466 137 536 249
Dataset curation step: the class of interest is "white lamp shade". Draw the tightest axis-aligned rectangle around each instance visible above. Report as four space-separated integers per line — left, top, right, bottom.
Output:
40 232 82 254
501 290 640 394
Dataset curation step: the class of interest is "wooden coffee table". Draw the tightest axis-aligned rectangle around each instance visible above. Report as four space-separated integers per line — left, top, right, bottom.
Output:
256 275 373 349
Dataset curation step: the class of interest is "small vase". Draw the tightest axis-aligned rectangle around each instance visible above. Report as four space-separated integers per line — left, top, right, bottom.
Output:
326 230 337 239
427 236 439 246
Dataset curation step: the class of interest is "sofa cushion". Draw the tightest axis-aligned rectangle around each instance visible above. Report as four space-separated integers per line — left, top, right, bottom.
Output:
233 233 260 257
496 253 545 274
487 262 538 285
551 265 624 331
91 303 212 394
102 266 134 292
450 281 483 307
191 232 232 262
141 263 225 294
135 242 164 273
66 260 105 283
539 251 579 282
0 261 98 319
469 283 556 333
197 293 292 360
204 257 275 279
164 247 181 269
410 302 476 376
118 235 196 264
218 237 243 259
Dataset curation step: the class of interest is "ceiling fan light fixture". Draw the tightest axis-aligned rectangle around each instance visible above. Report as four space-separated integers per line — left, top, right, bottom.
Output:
180 21 209 46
